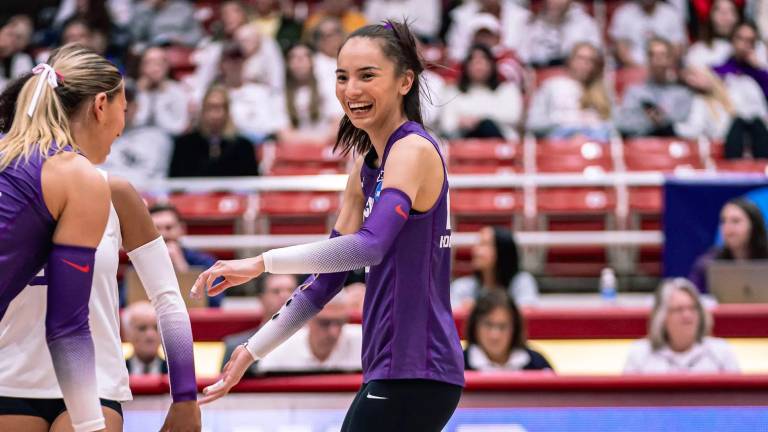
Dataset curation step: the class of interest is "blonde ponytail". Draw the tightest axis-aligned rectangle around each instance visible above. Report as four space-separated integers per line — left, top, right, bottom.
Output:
0 44 122 170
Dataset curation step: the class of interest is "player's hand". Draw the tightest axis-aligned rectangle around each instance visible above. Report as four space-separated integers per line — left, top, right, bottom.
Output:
200 345 255 405
191 256 265 298
160 400 201 432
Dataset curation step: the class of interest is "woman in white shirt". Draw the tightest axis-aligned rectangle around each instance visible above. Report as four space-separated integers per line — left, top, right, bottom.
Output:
526 42 613 141
450 226 539 311
440 44 522 140
277 43 343 146
686 0 768 68
674 67 735 141
624 278 740 374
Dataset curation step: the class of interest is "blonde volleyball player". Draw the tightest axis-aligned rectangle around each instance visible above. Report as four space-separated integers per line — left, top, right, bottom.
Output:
0 48 200 431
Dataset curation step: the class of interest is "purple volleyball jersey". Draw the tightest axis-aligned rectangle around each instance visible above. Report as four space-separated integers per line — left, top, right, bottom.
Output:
359 121 465 387
0 147 57 319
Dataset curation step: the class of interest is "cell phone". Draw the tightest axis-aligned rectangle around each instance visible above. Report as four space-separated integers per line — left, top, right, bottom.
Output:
641 100 658 110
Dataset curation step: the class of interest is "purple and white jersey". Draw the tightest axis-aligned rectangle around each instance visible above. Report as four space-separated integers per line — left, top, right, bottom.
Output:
0 146 57 319
359 121 464 387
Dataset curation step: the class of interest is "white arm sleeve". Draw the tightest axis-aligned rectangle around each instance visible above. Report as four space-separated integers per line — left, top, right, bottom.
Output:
263 234 383 275
245 290 320 360
127 236 198 402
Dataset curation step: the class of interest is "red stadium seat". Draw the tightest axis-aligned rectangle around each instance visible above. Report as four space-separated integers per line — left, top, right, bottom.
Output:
448 138 520 173
537 137 613 173
627 187 664 276
269 144 347 175
624 137 702 172
165 45 196 80
537 187 616 277
258 192 340 234
714 159 768 174
532 66 568 90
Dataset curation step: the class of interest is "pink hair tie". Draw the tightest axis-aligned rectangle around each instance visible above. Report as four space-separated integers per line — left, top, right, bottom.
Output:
27 64 59 118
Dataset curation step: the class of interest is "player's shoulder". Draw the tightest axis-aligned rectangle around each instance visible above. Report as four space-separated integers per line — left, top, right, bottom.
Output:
46 151 105 186
391 131 436 159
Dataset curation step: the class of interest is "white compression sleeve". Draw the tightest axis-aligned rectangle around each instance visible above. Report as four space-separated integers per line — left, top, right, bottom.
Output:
244 289 320 360
127 236 197 401
263 188 411 275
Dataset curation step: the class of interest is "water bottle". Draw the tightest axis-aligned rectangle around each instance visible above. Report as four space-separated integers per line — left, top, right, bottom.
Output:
600 267 617 304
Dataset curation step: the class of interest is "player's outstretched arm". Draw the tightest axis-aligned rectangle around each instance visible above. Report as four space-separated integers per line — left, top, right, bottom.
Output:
110 177 201 432
42 153 110 432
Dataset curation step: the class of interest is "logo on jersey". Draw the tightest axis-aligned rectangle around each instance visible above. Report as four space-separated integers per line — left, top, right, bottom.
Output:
61 259 90 273
363 171 385 220
395 204 408 220
439 235 451 248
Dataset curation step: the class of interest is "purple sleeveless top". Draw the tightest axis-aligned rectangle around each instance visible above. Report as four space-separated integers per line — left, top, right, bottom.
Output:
360 121 465 387
0 147 58 319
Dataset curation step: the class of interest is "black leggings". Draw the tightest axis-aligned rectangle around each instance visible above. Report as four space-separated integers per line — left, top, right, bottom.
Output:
341 379 462 432
725 117 768 159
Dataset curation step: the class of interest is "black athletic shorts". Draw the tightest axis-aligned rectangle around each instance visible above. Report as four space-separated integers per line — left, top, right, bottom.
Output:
341 379 463 432
0 396 123 424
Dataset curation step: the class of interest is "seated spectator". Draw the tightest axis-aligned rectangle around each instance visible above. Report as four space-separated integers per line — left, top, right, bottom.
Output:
149 204 226 307
446 0 530 62
135 46 190 135
100 81 172 186
170 85 260 177
440 44 522 140
257 292 363 373
189 0 250 104
364 0 441 40
4 15 33 56
686 0 768 68
617 37 693 137
250 0 303 52
0 22 32 91
311 17 345 102
277 43 342 146
609 0 686 67
123 301 167 375
218 44 284 142
519 0 602 68
221 273 297 376
464 290 552 371
304 0 366 36
451 226 538 311
689 198 768 293
624 278 740 373
714 21 768 158
53 0 131 59
464 14 526 85
236 23 285 92
527 42 612 140
131 0 203 51
674 67 735 142
54 0 133 28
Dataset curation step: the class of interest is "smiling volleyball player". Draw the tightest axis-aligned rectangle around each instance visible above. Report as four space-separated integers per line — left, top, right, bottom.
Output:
192 20 464 432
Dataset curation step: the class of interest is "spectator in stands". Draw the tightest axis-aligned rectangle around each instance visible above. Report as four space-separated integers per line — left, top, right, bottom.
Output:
131 0 203 51
190 0 249 105
445 0 531 62
236 23 285 92
52 0 131 58
464 290 552 371
4 15 33 55
304 0 366 36
686 0 768 68
100 81 172 186
624 278 740 373
218 44 284 142
0 22 32 91
674 67 735 142
311 17 345 102
617 37 693 137
123 301 167 375
713 22 768 158
464 14 526 86
149 203 226 307
169 85 260 177
134 46 190 136
257 291 363 373
364 0 441 40
250 0 303 52
519 0 602 68
221 274 298 376
277 43 342 146
440 44 522 139
689 198 768 293
54 0 134 28
451 226 538 310
609 0 686 67
527 42 613 140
